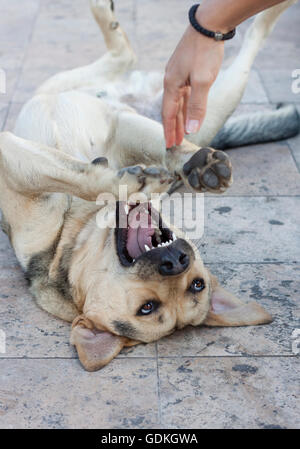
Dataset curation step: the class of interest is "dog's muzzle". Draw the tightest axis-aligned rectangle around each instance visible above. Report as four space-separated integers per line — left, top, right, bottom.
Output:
157 240 190 276
115 201 194 275
135 238 193 276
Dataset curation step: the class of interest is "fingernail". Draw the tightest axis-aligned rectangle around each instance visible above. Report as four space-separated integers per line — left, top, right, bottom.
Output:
186 119 200 134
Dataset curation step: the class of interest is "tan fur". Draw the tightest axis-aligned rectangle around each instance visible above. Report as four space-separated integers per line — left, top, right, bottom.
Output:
0 0 289 371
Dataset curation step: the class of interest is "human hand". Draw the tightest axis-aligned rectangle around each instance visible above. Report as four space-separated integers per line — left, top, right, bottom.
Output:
162 25 224 148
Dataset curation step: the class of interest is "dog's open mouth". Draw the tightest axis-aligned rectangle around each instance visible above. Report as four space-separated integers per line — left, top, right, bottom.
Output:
115 201 176 266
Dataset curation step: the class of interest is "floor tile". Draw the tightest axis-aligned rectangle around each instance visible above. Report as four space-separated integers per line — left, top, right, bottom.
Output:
0 0 40 46
225 143 300 196
158 357 300 429
0 103 8 131
0 264 74 359
190 196 300 264
259 69 299 104
241 70 268 104
2 102 23 132
253 3 300 71
0 0 40 102
287 104 300 172
0 358 159 428
136 0 189 71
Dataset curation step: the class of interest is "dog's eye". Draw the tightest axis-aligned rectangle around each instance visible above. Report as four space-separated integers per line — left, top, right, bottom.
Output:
189 278 205 293
138 300 159 316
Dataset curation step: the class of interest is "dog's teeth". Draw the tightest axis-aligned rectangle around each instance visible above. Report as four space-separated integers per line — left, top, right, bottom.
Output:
132 259 135 262
169 240 172 245
172 233 177 241
124 204 129 215
144 244 150 252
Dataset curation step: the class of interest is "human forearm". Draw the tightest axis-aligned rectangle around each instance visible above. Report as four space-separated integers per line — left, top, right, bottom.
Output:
197 0 287 33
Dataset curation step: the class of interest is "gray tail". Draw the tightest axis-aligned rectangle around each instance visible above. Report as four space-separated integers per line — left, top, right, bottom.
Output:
211 104 300 149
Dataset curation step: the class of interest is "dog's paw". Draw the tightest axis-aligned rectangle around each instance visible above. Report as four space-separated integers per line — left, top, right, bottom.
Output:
90 0 114 14
182 147 232 193
118 165 174 197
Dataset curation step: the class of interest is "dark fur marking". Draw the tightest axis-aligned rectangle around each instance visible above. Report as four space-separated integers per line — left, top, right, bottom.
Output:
25 237 59 285
25 212 74 301
112 320 137 339
92 157 108 167
51 243 74 301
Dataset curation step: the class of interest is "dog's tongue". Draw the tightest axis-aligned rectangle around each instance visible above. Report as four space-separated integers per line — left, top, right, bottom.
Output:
126 206 155 259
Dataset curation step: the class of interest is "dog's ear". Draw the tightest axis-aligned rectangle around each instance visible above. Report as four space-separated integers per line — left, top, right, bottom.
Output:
203 275 272 327
70 316 131 371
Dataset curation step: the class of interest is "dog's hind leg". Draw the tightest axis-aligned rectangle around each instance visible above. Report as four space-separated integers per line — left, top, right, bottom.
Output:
37 0 136 95
89 0 137 74
187 0 298 147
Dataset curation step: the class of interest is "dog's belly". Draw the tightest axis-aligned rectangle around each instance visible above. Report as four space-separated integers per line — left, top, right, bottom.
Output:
95 70 164 123
14 91 120 163
13 70 164 165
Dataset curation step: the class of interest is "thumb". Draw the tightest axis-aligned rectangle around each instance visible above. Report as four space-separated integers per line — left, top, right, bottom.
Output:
185 81 209 134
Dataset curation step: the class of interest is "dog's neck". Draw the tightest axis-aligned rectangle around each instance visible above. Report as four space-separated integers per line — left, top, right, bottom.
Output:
66 208 115 311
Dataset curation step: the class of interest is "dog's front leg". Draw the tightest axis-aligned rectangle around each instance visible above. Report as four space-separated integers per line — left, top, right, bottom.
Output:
0 132 173 201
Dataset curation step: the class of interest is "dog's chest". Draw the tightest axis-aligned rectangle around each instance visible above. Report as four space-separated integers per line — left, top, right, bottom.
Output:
88 70 164 123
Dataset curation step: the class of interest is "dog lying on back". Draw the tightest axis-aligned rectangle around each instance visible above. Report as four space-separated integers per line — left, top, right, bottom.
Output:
0 0 297 370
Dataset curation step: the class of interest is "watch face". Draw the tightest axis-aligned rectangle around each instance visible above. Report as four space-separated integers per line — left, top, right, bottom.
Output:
214 31 223 41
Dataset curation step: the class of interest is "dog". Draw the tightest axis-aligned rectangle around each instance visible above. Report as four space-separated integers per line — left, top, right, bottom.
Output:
0 0 297 371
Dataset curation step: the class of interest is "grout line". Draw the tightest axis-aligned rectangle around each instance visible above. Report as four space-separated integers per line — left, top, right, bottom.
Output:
155 343 163 427
132 0 138 55
156 354 299 359
285 139 300 173
0 354 298 361
204 261 299 265
206 195 300 198
256 68 272 103
1 103 10 132
0 356 156 360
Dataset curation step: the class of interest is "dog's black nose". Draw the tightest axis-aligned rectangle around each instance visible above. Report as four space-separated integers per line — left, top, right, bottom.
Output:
158 247 190 276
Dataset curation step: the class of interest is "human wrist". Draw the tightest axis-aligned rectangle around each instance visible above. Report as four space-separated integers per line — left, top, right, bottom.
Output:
195 3 234 35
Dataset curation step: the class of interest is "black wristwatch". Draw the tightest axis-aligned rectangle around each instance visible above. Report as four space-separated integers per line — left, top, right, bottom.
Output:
189 4 236 41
